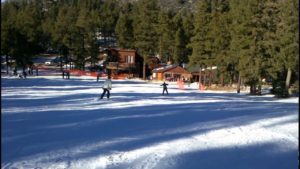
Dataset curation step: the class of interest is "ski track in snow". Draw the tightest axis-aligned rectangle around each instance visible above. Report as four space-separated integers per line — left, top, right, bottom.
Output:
1 76 298 169
70 116 297 169
2 115 297 169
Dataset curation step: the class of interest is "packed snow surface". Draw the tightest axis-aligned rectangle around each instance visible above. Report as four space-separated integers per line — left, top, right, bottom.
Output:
1 76 298 169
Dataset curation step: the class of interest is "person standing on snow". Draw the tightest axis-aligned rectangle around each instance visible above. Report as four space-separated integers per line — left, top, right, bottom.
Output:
161 81 169 95
100 75 112 99
22 71 27 79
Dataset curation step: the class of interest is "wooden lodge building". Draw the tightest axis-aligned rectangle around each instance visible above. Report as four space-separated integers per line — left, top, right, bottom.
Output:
100 48 192 81
104 48 144 78
188 65 218 85
152 65 192 81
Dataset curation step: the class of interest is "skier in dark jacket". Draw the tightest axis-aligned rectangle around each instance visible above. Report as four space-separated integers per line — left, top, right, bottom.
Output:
161 82 169 95
22 71 27 79
97 72 101 82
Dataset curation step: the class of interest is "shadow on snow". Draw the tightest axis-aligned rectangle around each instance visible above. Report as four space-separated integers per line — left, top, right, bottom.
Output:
1 77 298 168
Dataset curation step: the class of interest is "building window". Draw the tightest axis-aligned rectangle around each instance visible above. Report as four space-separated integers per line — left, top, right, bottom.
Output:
126 56 134 63
153 73 156 78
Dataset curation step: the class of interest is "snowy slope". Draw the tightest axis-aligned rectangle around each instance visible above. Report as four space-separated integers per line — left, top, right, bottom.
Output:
1 76 298 169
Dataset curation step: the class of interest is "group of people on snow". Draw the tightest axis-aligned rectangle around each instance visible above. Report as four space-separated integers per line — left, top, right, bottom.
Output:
62 70 70 79
13 66 38 79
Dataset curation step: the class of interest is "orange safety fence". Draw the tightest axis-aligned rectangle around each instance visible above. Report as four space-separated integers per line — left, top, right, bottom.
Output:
70 69 108 77
34 67 130 79
112 74 128 79
67 69 129 79
68 69 86 76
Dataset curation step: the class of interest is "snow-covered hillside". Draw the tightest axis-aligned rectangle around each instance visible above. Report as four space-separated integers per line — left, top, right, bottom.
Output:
1 76 298 169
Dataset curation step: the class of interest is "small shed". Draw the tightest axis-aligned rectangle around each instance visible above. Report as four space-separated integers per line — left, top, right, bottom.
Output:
152 65 192 81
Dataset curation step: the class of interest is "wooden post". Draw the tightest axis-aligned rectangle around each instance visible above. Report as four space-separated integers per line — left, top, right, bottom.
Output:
208 67 212 87
203 66 207 87
237 72 241 93
143 60 146 80
199 66 202 85
285 67 292 95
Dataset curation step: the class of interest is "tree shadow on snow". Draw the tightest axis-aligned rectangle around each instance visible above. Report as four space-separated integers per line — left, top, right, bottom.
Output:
1 77 298 168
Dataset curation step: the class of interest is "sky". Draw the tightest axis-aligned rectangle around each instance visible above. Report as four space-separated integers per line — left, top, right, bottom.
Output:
1 75 299 169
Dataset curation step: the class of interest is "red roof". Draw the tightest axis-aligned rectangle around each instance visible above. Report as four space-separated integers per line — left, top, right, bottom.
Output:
152 65 190 74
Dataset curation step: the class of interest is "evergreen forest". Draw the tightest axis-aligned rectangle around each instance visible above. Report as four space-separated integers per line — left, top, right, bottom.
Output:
1 0 299 97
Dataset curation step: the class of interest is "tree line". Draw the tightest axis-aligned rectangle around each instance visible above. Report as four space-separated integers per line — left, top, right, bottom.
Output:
1 0 298 97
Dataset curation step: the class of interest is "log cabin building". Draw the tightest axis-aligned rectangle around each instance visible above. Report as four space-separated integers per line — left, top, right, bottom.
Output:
188 65 218 85
152 65 192 81
105 48 144 79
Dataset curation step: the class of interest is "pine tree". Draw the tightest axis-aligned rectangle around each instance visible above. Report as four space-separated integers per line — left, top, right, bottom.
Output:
181 9 194 64
275 0 299 97
8 1 44 71
229 0 253 92
1 2 18 73
133 0 160 79
209 0 231 86
99 0 120 45
241 0 266 94
233 0 279 95
174 27 187 65
86 10 100 68
53 6 78 69
173 10 190 66
40 0 60 60
189 0 213 85
73 7 90 70
189 0 212 65
115 4 134 49
157 10 175 63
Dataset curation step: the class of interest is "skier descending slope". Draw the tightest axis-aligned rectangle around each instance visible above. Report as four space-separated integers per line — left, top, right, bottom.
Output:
160 81 169 95
100 75 112 100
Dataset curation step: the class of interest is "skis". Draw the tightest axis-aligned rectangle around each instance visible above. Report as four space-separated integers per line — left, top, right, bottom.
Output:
94 97 110 101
